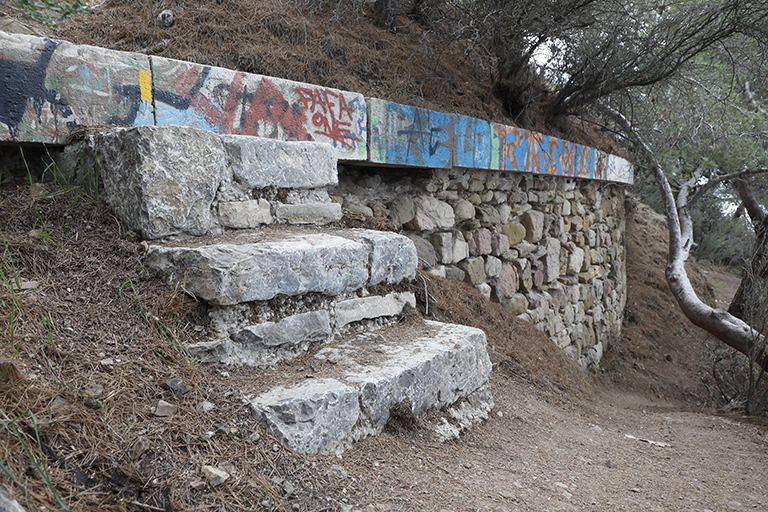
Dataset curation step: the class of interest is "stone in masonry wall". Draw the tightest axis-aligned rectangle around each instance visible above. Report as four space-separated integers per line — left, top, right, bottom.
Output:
331 166 627 367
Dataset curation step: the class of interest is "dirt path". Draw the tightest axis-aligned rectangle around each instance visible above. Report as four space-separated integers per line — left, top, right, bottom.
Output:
331 201 768 512
336 372 768 512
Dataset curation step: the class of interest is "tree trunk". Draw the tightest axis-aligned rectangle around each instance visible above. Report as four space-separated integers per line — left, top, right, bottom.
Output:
662 178 768 369
728 179 768 327
601 105 768 369
374 0 398 34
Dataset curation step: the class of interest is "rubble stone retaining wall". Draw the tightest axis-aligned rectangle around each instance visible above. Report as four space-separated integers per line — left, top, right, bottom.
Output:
0 29 631 365
332 166 626 366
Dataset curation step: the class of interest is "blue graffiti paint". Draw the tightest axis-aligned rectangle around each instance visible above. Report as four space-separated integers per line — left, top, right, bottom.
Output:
455 116 492 169
383 103 452 167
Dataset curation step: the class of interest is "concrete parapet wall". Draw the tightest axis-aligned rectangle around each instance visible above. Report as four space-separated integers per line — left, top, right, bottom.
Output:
1 30 631 184
0 32 152 144
151 56 367 160
368 98 633 184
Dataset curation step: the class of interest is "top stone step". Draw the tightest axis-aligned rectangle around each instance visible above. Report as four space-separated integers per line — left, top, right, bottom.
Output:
61 125 340 239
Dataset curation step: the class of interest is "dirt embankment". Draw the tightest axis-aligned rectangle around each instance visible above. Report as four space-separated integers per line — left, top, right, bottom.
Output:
2 169 767 512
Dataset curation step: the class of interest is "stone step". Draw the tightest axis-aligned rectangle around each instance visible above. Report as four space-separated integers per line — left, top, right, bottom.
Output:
248 319 494 454
61 125 341 239
144 228 417 306
189 291 417 366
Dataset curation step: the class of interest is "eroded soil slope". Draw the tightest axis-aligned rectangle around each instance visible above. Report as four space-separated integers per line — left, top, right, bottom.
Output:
1 173 767 512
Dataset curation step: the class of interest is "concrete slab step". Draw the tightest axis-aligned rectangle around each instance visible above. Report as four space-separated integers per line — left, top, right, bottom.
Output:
145 228 417 306
248 319 494 454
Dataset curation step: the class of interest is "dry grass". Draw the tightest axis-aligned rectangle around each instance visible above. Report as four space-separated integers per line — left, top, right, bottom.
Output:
46 0 625 155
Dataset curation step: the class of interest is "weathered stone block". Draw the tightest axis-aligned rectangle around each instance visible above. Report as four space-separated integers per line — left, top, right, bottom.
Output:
497 204 512 224
460 257 486 285
472 228 492 256
407 234 437 268
504 293 528 315
474 282 492 299
491 233 510 257
492 263 518 302
145 233 370 305
502 222 527 246
355 230 418 285
344 321 492 432
250 379 360 454
335 292 416 328
389 195 415 226
406 196 455 231
97 126 225 239
193 310 333 366
221 135 338 189
219 199 271 228
514 259 533 293
476 204 501 226
567 245 585 275
544 237 561 283
453 199 475 222
452 233 470 263
521 210 545 242
275 203 342 224
233 311 332 349
445 265 466 281
484 255 502 278
429 232 453 264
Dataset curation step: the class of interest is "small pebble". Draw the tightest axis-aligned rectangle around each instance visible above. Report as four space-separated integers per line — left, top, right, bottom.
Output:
606 460 617 468
154 400 177 417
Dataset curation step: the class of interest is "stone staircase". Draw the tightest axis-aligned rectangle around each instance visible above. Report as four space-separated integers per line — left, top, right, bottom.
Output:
64 125 494 454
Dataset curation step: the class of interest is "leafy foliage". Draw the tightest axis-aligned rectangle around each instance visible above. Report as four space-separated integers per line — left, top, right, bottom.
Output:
2 0 89 27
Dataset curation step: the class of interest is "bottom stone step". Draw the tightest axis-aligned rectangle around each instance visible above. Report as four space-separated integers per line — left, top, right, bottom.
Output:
249 320 494 454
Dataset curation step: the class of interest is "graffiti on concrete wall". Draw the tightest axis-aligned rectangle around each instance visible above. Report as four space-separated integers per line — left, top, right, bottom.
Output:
455 115 492 169
0 33 153 143
1 32 630 182
485 122 600 179
368 99 453 167
151 57 367 160
0 39 74 140
370 98 614 180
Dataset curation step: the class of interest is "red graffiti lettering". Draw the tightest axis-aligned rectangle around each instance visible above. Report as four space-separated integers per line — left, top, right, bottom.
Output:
543 137 559 175
312 112 358 148
295 85 360 147
338 93 354 121
173 67 204 97
559 142 577 177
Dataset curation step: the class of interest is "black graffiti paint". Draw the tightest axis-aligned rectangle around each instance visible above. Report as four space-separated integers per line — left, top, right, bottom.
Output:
0 38 76 140
153 65 212 111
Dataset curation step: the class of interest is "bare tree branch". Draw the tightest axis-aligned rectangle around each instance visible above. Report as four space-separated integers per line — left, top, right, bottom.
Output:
598 102 768 369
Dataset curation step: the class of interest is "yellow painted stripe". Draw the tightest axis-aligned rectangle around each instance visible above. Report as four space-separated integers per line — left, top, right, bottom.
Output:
139 69 152 102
